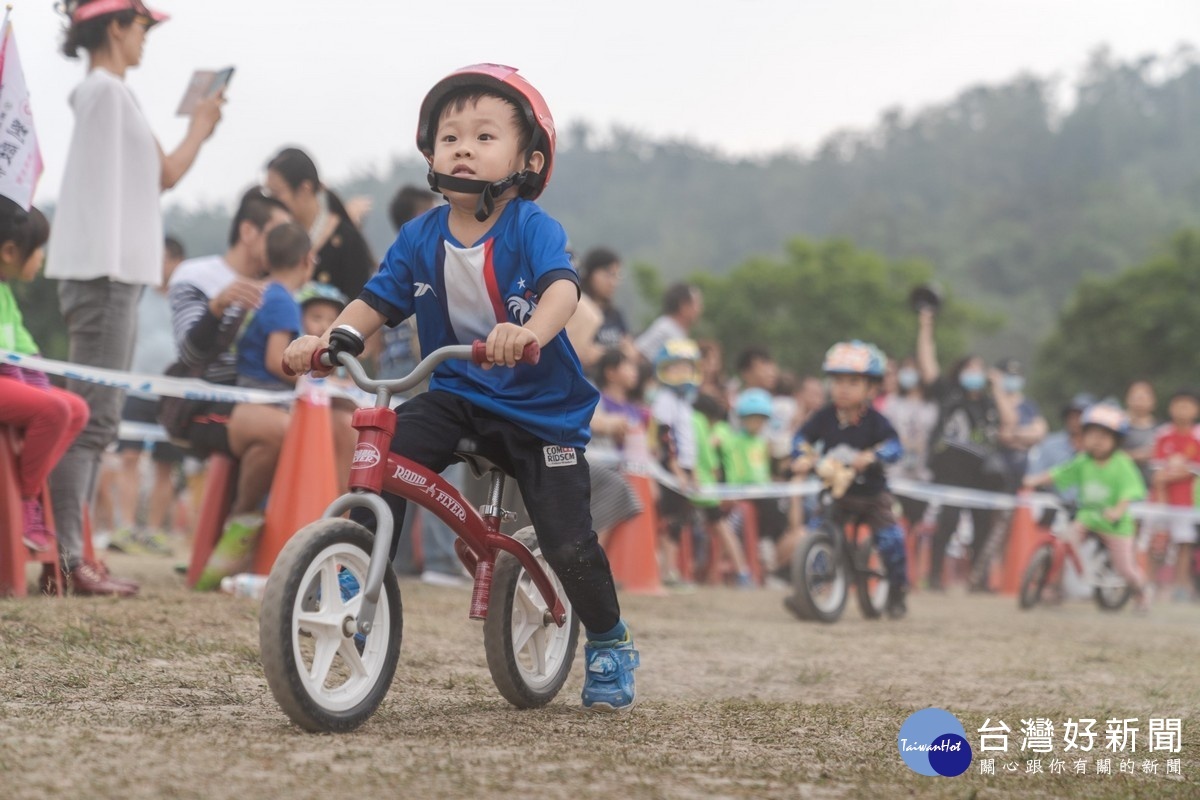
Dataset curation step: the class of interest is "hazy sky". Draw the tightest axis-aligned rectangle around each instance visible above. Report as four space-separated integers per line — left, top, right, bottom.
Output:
12 0 1196 209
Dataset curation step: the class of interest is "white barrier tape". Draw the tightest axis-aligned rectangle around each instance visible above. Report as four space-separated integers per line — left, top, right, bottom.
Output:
14 349 1196 525
1 349 374 408
588 447 1200 523
2 349 293 405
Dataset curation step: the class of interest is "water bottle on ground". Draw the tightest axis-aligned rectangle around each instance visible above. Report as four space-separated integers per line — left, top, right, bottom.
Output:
220 573 269 600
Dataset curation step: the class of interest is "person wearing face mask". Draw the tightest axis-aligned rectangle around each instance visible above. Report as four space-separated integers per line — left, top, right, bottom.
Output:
964 357 1050 586
915 308 1018 591
993 358 1048 480
879 355 939 532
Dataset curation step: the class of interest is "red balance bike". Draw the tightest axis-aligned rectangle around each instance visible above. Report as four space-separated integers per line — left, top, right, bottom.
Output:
1018 498 1132 611
259 333 577 732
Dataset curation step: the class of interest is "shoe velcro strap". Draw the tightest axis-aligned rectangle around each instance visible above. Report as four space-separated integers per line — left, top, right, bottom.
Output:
588 647 640 676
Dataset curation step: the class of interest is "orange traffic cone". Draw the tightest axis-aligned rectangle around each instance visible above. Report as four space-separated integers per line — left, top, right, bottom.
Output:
252 382 339 575
1001 493 1040 595
604 473 667 596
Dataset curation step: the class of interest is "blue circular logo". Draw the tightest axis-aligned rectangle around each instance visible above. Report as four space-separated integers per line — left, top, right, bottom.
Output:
898 708 973 777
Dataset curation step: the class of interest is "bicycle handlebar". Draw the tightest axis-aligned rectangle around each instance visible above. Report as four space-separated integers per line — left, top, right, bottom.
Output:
280 339 541 397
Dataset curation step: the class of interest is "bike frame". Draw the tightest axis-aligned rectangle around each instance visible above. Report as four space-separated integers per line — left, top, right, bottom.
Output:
1033 527 1084 586
312 347 568 637
821 495 886 582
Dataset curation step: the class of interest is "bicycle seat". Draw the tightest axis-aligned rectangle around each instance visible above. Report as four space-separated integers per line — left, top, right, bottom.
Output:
454 438 503 479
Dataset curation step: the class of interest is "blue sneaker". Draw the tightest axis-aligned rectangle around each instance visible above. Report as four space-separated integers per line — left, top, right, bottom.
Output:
581 630 639 712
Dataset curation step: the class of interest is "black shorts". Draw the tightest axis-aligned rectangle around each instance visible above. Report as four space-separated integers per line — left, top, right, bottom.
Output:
657 485 692 541
359 391 620 634
753 497 790 541
186 402 235 457
117 396 186 464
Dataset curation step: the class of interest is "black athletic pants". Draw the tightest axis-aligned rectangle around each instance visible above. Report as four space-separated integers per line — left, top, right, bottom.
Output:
351 391 621 634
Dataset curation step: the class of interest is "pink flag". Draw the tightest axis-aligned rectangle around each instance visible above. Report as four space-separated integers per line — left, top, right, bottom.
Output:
0 15 42 210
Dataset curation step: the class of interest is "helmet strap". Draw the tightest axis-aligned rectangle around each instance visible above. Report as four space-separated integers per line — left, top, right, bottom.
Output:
427 170 539 221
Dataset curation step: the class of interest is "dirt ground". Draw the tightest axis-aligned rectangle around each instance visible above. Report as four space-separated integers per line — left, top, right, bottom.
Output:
1 552 1198 800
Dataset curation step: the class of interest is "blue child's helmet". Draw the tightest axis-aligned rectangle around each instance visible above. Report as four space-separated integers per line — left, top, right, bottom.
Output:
295 281 348 312
1081 403 1130 439
822 340 886 378
655 338 701 388
735 388 774 419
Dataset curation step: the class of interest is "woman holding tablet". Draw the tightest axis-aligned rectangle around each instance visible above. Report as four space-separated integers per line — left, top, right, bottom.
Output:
46 0 224 595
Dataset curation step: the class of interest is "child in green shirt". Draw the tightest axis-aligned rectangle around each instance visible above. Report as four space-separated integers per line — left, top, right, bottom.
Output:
1025 403 1150 611
693 391 752 587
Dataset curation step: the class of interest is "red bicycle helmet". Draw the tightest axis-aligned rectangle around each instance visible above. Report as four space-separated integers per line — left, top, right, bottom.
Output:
416 64 556 219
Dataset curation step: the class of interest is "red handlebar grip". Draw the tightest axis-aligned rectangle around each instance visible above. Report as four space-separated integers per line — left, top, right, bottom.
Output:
471 340 541 366
282 348 331 377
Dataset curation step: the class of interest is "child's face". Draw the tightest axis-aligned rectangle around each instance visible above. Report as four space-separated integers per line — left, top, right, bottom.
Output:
1082 426 1119 459
1168 396 1199 426
1125 382 1155 416
741 357 779 391
659 360 698 389
302 302 340 337
430 95 542 207
613 359 638 392
830 374 871 410
741 414 768 436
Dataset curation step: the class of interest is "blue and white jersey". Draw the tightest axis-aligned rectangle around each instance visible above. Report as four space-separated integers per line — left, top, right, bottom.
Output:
361 199 598 448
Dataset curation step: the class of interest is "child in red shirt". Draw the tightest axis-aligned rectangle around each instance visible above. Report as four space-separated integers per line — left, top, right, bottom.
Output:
1151 389 1200 601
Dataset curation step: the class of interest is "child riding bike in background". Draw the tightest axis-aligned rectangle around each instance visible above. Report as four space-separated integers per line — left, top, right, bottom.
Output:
284 64 637 711
1024 403 1151 612
789 341 909 618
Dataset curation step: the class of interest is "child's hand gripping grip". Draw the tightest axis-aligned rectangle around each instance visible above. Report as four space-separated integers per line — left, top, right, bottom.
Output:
471 340 541 367
280 348 333 377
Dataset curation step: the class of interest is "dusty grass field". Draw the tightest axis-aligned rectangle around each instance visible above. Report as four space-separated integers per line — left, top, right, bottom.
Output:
1 553 1198 800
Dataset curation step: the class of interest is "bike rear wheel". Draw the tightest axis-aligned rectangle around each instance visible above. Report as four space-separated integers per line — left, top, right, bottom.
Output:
852 534 889 620
787 528 848 624
483 527 580 708
1019 545 1053 609
260 518 402 732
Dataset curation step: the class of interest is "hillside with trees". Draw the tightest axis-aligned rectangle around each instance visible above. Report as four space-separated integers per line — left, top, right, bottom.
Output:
16 47 1199 388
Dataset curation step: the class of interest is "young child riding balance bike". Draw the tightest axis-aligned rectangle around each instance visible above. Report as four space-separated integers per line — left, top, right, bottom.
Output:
1024 403 1151 612
787 341 910 619
284 64 637 711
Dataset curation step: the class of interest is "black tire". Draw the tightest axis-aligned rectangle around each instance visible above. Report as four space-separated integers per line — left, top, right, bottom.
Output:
788 528 848 624
852 535 889 620
483 527 580 708
259 518 402 732
1019 546 1053 609
1093 547 1133 611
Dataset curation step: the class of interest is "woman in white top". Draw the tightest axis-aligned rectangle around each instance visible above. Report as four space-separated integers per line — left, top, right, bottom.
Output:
45 0 222 596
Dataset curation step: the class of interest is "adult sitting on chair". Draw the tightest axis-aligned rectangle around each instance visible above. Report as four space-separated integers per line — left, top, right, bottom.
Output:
166 188 291 551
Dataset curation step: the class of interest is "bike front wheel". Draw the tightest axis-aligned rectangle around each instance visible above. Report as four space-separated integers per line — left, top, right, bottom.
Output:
483 527 580 708
788 528 848 624
259 518 402 732
1019 545 1053 609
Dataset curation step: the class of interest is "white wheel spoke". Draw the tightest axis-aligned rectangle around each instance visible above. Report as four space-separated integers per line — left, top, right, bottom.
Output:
342 592 363 620
515 581 545 617
512 618 541 658
297 610 341 635
308 633 340 687
528 626 548 677
337 636 368 680
321 560 342 613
